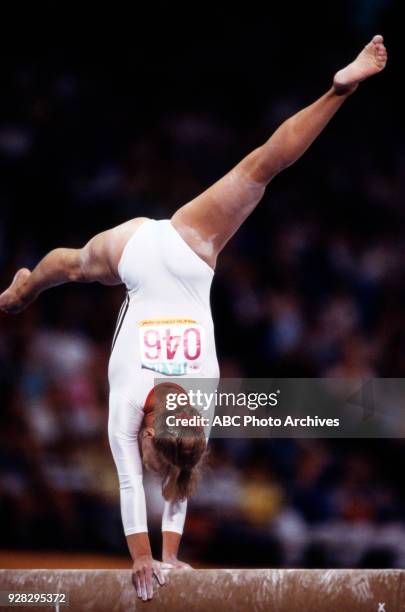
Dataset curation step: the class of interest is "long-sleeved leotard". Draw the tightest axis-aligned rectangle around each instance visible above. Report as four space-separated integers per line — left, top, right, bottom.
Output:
108 218 220 535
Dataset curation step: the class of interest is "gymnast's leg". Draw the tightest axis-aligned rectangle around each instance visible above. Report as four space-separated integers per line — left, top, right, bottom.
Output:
0 218 148 313
1 38 387 312
171 35 387 269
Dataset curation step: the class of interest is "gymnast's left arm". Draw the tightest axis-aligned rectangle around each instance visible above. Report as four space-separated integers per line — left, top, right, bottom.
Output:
162 499 192 569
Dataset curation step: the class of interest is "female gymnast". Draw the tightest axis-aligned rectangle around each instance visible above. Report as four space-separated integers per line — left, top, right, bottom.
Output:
0 36 387 601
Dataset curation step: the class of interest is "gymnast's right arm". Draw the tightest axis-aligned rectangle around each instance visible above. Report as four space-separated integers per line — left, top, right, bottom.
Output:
0 217 148 314
108 392 166 601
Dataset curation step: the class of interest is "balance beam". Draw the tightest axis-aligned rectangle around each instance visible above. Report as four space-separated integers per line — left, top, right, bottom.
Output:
0 569 403 611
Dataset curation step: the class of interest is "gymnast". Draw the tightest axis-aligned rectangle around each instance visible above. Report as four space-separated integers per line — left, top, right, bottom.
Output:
0 36 387 600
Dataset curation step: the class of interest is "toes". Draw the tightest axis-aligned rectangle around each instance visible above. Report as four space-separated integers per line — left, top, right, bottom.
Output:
372 34 384 44
374 40 387 64
377 48 387 63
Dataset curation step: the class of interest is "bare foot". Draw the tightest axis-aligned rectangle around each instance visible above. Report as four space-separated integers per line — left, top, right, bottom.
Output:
0 268 32 314
333 34 387 94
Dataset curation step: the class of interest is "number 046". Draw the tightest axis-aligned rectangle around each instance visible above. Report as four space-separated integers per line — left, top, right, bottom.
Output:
142 327 201 361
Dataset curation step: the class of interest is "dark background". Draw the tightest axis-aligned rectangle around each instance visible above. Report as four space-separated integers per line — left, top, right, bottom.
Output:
1 2 405 568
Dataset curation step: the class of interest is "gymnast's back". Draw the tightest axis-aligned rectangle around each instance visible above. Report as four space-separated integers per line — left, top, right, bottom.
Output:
108 218 220 410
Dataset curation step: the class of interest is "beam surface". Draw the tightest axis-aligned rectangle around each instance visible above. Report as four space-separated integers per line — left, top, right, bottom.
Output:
0 569 404 611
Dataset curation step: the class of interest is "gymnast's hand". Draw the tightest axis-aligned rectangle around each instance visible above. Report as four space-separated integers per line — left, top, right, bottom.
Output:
131 555 166 601
162 555 193 570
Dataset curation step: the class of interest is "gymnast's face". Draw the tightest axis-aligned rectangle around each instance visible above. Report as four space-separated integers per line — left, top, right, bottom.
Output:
140 428 162 473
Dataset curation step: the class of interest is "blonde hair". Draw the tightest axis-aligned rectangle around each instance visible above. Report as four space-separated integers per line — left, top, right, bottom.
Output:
153 405 207 501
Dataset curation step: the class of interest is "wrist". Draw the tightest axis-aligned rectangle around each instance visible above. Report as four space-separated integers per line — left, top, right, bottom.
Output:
162 552 178 562
133 553 153 563
126 532 152 562
162 530 181 563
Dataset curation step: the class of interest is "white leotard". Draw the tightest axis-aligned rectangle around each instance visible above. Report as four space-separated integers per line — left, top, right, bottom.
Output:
108 218 220 536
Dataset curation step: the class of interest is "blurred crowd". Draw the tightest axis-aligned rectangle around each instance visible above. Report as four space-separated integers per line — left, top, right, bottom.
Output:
1 5 405 568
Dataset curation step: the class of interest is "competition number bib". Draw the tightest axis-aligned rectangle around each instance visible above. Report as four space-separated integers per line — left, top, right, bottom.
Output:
139 318 205 375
